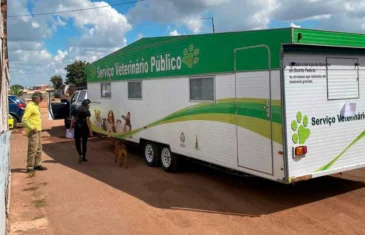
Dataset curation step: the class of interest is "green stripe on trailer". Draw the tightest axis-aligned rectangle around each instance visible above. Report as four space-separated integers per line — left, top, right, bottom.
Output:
91 99 283 145
85 28 292 82
86 28 365 83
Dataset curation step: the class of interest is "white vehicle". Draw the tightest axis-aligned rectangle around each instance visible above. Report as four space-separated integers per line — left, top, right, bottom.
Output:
82 28 365 184
48 82 88 128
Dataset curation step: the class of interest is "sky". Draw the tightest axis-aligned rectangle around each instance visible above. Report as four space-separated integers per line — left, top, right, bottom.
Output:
8 0 365 87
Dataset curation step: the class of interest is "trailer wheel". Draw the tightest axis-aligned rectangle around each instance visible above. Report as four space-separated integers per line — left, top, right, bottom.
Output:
144 142 159 167
160 146 178 173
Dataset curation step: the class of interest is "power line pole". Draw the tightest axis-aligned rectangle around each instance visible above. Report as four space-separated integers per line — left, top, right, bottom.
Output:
200 17 215 33
0 2 10 235
0 0 9 133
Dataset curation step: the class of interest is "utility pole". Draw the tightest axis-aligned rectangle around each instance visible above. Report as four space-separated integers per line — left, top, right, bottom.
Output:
0 0 8 133
200 17 215 33
0 3 10 235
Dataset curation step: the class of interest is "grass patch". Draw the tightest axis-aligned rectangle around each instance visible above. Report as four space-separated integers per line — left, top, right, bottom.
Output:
23 186 38 192
32 215 46 221
33 197 47 208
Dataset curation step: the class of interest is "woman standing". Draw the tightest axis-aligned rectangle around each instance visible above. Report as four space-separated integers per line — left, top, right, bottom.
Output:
69 99 93 163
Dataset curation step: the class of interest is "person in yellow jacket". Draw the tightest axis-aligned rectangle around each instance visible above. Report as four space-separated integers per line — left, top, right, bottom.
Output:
22 93 48 173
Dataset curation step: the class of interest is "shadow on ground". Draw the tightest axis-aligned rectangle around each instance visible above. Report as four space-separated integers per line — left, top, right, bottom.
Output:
11 168 27 173
45 126 67 138
41 126 365 218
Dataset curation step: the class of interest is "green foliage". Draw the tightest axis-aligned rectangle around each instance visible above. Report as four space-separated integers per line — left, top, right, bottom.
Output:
10 84 24 96
50 75 63 91
65 60 90 85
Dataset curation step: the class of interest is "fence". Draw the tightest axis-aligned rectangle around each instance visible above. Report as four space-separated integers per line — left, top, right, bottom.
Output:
0 131 11 235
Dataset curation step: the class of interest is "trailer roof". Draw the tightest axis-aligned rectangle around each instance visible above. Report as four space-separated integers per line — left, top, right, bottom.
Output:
293 28 365 48
86 28 365 83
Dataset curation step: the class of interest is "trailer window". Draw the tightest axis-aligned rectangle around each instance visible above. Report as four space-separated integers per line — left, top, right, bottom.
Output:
128 81 142 99
101 83 111 98
190 77 214 101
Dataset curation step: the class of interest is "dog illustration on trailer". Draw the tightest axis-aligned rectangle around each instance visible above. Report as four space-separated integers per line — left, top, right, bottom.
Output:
102 118 107 132
106 110 116 133
93 110 102 129
116 119 123 133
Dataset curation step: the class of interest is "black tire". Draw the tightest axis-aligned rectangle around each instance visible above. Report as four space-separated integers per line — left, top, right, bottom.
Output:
143 142 159 167
160 146 178 173
64 119 71 129
10 114 18 128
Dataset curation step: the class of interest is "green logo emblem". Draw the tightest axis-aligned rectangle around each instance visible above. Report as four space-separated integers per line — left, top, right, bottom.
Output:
183 44 200 68
291 111 311 144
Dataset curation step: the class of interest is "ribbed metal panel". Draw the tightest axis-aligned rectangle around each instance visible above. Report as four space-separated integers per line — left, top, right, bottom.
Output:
293 28 365 48
327 57 359 100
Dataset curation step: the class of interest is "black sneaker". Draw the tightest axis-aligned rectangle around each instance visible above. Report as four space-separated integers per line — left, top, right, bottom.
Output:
26 169 34 173
34 165 47 171
78 155 83 164
82 158 88 162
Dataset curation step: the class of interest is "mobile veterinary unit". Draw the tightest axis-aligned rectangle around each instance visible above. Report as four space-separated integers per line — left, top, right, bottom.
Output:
85 28 365 184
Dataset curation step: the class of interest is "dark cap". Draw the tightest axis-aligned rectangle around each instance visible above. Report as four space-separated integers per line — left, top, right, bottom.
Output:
32 92 43 99
82 99 91 106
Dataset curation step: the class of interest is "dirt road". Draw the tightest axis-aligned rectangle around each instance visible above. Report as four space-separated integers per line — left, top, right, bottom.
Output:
8 103 365 235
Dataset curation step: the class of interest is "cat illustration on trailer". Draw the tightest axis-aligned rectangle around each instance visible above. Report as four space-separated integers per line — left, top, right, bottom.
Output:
122 112 132 132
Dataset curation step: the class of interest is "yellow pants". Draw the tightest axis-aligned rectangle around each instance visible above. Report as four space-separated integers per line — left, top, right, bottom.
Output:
27 131 42 169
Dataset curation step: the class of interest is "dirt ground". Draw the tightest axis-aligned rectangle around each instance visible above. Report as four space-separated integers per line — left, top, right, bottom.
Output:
8 102 365 235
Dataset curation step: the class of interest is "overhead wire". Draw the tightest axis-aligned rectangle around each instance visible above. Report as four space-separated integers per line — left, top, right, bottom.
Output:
8 0 144 18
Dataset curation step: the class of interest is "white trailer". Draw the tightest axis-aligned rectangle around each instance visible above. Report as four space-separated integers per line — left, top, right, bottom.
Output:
57 28 365 184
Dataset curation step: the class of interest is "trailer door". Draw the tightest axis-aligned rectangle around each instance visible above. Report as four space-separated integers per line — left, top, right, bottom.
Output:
234 45 273 175
283 45 365 181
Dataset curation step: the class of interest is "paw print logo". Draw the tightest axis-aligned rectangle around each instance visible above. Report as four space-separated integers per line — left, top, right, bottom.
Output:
183 44 200 68
291 112 311 144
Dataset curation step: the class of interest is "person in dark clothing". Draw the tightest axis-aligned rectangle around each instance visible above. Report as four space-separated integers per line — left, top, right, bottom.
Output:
69 99 93 163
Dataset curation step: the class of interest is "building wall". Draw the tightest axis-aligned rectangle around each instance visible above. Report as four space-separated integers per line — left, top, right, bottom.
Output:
33 85 50 91
0 1 10 234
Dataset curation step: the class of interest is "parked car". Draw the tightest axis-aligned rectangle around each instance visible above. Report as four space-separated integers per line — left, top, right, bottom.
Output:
8 114 14 129
21 93 33 103
8 95 26 127
54 92 62 99
48 88 88 128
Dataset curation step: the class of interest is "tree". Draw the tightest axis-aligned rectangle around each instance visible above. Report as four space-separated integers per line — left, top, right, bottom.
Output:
50 75 63 92
9 84 24 96
65 60 90 85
